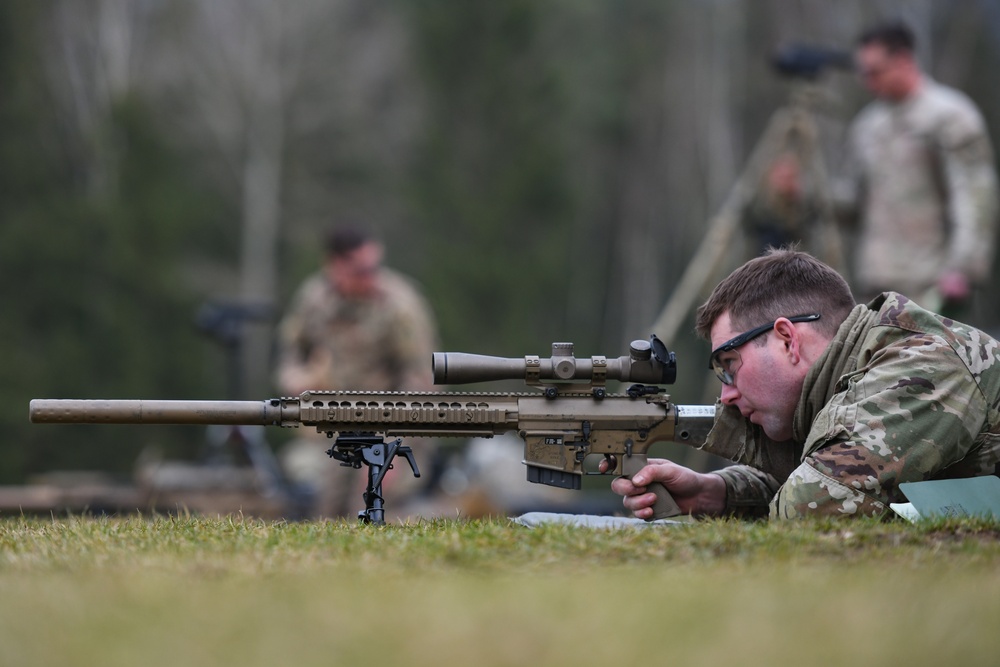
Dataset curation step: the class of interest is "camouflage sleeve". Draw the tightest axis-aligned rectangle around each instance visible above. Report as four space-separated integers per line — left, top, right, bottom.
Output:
711 465 781 518
936 107 1000 282
274 275 327 394
699 402 799 471
274 287 306 389
385 278 439 392
697 402 798 517
771 333 987 519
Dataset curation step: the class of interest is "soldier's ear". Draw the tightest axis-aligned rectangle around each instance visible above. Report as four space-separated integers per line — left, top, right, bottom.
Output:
772 318 802 363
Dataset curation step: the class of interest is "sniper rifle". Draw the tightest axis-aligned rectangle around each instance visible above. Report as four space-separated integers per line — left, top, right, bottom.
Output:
29 336 716 524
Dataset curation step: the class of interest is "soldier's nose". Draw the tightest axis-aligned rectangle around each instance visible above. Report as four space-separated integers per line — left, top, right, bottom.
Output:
720 382 740 405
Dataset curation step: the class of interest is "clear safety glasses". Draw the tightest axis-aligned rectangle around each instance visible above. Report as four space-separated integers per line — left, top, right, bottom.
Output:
708 313 821 385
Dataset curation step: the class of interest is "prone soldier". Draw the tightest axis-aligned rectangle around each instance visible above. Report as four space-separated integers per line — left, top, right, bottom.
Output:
612 248 1000 520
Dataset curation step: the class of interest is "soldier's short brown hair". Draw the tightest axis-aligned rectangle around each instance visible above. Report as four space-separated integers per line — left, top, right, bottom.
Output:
325 224 376 258
694 248 856 340
857 20 915 54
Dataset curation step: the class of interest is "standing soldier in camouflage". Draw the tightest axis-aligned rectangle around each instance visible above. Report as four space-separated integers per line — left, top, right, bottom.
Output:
276 225 439 518
842 20 999 317
610 248 1000 520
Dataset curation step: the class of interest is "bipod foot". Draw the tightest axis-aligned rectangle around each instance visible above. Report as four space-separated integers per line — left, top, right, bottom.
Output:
358 505 385 526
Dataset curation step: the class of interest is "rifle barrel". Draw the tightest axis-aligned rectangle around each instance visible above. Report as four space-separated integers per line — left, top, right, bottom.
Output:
28 399 292 426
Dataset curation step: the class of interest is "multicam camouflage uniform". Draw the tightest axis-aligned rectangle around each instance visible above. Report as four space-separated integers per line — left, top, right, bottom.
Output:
275 268 438 517
843 79 999 303
701 292 1000 519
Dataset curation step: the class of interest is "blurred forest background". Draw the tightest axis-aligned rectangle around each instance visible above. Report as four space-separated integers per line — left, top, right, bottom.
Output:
5 0 1000 483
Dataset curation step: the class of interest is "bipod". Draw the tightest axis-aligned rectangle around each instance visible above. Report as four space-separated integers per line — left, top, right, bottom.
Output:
326 433 420 525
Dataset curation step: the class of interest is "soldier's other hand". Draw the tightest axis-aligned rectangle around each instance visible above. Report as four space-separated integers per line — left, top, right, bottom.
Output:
766 153 802 201
278 367 313 396
938 270 971 303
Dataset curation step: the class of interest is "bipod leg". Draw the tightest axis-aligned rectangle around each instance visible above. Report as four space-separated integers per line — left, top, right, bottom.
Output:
357 438 419 525
359 463 386 525
355 439 390 525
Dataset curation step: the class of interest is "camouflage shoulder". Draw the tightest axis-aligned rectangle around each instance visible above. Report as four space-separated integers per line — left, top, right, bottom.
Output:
872 293 1000 383
289 272 331 308
920 80 990 144
380 269 434 312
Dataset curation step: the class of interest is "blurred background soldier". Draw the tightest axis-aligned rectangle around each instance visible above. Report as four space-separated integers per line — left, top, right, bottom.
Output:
840 20 999 319
275 224 440 518
742 152 819 258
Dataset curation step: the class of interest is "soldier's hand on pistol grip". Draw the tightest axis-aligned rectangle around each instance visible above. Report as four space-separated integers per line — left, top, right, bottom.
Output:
603 457 728 519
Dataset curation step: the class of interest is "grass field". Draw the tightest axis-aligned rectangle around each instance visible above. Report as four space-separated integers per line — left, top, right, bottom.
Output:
1 515 998 667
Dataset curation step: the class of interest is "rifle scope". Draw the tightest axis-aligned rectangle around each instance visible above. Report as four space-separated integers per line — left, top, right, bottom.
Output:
432 336 676 387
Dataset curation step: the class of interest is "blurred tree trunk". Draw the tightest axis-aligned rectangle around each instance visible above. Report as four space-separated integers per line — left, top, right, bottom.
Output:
164 0 307 397
157 0 420 397
46 0 149 199
231 4 290 399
